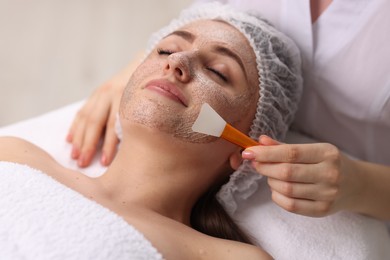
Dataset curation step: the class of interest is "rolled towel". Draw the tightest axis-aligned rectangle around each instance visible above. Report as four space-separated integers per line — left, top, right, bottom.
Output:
0 161 163 260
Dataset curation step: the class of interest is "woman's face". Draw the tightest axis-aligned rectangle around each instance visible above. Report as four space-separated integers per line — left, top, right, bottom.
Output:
120 19 259 144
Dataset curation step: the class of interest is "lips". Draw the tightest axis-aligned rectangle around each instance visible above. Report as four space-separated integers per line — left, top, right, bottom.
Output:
145 79 188 107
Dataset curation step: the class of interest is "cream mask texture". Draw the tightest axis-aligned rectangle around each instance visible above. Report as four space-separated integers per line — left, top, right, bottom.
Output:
119 20 259 144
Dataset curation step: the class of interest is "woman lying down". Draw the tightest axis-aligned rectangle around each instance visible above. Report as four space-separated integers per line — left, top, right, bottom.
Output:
0 3 302 259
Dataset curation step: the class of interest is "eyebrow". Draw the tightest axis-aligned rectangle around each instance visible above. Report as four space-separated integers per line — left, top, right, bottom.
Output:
212 46 246 77
166 30 195 43
167 30 247 78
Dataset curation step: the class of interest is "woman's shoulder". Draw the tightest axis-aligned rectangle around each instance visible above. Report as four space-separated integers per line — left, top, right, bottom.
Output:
0 136 56 166
208 236 272 260
134 212 272 260
121 208 271 259
186 231 272 259
0 136 89 184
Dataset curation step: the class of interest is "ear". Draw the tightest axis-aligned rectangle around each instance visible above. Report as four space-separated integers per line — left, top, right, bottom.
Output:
228 148 243 170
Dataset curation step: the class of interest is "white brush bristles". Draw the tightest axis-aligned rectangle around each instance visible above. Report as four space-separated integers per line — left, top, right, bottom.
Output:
192 103 226 137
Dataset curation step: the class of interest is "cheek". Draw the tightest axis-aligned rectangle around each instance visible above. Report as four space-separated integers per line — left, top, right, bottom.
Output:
120 59 161 117
131 59 162 84
191 73 258 132
121 58 163 104
218 92 257 133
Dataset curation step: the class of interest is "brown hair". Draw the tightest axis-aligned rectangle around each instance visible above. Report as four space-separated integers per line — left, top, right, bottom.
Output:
190 179 255 245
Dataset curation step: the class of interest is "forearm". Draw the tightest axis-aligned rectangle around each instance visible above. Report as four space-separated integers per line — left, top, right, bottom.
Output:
350 159 390 220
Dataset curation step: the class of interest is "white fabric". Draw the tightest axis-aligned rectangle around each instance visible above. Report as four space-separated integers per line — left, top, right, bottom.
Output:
0 161 163 260
0 102 389 258
195 0 390 165
288 0 390 165
236 178 390 260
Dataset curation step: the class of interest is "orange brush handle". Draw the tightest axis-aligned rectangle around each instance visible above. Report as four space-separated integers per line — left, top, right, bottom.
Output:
221 123 259 148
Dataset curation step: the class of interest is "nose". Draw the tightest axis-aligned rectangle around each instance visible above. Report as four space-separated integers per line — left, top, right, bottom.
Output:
164 52 193 83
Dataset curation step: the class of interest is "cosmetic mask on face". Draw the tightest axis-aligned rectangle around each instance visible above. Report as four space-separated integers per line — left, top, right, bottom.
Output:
119 1 304 214
120 20 258 144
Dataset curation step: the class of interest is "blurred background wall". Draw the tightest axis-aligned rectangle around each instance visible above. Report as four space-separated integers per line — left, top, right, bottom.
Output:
0 0 193 126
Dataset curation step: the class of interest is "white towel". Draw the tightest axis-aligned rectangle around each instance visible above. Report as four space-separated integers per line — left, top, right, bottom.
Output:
234 178 390 260
1 101 389 259
0 161 163 260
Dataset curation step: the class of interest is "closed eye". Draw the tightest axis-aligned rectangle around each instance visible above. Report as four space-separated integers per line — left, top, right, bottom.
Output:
158 48 228 82
157 48 174 55
207 67 228 82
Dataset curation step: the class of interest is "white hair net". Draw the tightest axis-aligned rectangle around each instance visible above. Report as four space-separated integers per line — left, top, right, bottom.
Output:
129 2 303 214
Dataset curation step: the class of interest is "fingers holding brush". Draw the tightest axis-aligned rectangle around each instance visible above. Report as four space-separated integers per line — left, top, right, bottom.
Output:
241 135 357 217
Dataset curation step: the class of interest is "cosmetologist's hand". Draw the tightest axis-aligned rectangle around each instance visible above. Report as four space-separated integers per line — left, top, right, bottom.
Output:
66 73 125 168
242 135 362 217
66 53 143 167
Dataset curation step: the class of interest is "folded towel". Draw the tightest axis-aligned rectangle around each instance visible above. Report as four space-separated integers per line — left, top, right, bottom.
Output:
234 178 390 260
0 161 163 260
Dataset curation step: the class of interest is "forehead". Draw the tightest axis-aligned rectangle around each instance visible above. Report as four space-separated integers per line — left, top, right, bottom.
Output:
177 19 258 87
178 19 254 60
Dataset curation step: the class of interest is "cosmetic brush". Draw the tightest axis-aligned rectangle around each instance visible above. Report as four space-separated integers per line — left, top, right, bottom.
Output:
192 103 258 148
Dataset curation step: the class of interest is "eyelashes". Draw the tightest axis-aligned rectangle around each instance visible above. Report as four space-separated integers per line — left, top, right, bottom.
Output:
156 48 228 82
206 68 227 82
157 48 174 55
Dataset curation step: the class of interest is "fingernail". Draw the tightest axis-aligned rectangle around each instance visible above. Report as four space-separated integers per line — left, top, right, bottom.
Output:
242 150 255 159
66 133 73 142
71 146 80 159
101 153 107 166
78 155 85 167
259 135 281 145
259 135 269 144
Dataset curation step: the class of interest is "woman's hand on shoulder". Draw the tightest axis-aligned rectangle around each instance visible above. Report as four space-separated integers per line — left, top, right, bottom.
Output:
66 76 124 168
66 52 143 168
